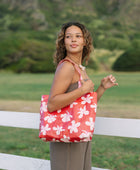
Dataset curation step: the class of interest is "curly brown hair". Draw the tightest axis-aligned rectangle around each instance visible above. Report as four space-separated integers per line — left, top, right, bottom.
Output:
53 22 94 65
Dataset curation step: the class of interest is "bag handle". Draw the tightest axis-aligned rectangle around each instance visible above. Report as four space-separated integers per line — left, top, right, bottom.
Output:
58 58 82 87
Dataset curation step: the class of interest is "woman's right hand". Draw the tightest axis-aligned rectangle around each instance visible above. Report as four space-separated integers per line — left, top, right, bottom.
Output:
81 79 94 94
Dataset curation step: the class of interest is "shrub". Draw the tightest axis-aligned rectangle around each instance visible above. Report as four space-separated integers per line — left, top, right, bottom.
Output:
104 37 131 50
27 31 55 42
7 58 35 73
8 20 30 31
112 47 140 71
93 0 119 15
31 60 55 73
0 36 23 68
132 39 140 49
87 58 99 71
0 37 55 73
0 4 9 17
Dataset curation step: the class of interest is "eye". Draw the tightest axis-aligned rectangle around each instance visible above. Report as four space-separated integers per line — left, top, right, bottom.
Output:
76 35 82 38
65 35 71 38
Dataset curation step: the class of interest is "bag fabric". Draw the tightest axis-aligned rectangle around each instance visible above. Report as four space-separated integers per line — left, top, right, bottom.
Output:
39 59 97 143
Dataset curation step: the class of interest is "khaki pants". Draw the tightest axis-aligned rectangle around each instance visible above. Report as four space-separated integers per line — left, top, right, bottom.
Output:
50 141 91 170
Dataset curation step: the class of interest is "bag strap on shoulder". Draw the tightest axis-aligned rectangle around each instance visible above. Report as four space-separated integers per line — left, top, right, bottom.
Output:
58 58 82 87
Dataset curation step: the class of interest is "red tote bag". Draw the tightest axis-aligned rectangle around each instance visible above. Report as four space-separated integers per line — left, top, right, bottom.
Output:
39 59 97 143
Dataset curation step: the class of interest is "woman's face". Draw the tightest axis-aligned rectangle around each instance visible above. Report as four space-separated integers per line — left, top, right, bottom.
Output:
64 25 85 55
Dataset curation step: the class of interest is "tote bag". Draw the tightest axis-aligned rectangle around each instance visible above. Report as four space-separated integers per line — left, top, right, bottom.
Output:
39 59 97 143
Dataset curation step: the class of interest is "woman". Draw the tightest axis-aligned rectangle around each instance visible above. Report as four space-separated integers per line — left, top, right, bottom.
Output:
47 22 118 170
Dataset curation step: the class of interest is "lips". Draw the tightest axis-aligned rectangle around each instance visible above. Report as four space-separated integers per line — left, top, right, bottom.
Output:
71 44 78 48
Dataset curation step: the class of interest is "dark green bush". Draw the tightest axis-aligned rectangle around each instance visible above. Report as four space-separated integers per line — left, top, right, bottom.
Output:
131 39 140 49
7 57 55 73
0 4 9 17
31 60 55 73
112 47 140 71
132 32 140 39
87 58 99 71
8 20 30 31
104 37 131 50
0 36 23 68
7 58 35 73
0 37 55 73
17 39 55 61
27 31 55 42
93 0 119 15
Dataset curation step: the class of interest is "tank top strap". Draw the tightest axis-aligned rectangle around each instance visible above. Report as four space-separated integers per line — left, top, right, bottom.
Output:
58 58 82 87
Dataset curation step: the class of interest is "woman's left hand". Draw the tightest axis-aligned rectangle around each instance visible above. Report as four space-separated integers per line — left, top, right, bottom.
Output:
101 75 118 90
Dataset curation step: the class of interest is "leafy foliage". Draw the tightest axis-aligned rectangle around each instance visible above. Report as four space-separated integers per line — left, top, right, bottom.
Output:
112 40 140 71
0 0 139 72
92 0 119 15
0 36 55 73
103 37 131 50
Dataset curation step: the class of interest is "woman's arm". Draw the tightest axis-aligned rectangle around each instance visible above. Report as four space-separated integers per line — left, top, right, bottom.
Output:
47 61 94 112
96 75 118 102
96 84 106 102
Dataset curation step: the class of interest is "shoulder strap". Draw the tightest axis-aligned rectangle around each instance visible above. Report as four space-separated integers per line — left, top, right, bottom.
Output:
58 58 82 87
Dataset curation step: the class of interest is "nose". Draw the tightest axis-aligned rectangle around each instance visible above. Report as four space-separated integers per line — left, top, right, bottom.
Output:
71 35 76 42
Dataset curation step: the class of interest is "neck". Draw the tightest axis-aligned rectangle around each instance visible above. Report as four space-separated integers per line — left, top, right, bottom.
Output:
66 53 82 65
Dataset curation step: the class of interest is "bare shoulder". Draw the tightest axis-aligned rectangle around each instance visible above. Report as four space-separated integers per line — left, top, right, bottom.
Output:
49 61 75 95
55 60 75 77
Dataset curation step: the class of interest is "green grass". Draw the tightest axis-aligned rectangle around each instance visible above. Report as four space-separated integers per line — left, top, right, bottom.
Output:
90 72 140 104
0 72 53 100
0 126 139 170
0 72 140 103
0 72 140 118
0 72 140 169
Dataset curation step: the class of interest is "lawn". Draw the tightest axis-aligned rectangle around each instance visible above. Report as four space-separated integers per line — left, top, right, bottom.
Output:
0 126 139 170
0 71 140 118
0 72 140 170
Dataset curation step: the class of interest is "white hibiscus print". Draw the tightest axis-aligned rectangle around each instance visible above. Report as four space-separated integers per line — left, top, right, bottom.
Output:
78 106 89 118
80 138 91 142
90 103 97 112
81 94 93 104
44 115 57 123
85 117 95 130
40 102 48 114
79 130 92 139
52 138 60 142
74 140 79 143
61 135 70 142
53 125 65 135
41 97 44 101
70 102 78 108
57 109 61 113
68 120 80 133
61 111 72 122
41 124 51 135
